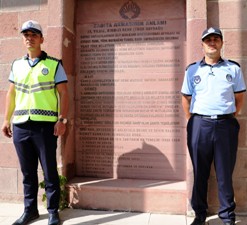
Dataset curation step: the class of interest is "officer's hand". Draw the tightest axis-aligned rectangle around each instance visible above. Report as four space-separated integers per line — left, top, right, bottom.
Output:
54 121 66 136
1 121 12 138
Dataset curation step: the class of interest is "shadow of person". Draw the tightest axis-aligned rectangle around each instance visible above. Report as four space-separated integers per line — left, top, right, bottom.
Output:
117 140 175 180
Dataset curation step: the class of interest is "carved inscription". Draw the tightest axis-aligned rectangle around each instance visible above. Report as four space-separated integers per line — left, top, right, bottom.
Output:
76 7 186 179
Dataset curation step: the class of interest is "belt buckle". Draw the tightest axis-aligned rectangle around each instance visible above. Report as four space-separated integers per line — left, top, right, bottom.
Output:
210 115 217 119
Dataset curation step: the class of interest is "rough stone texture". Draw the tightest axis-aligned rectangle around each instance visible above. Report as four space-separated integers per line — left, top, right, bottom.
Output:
0 168 18 193
63 0 75 34
224 30 247 58
206 0 247 213
0 92 7 114
68 178 187 214
0 0 75 207
207 1 247 29
1 0 40 12
186 0 207 214
238 119 247 148
187 0 206 19
186 19 207 62
0 0 247 215
0 38 25 63
61 0 76 180
0 13 18 37
46 27 63 58
62 27 75 75
48 0 63 26
234 150 247 178
186 0 206 63
0 143 18 167
0 65 12 91
233 178 247 211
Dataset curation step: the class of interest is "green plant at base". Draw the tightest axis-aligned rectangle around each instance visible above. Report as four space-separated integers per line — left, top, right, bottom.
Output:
39 174 68 210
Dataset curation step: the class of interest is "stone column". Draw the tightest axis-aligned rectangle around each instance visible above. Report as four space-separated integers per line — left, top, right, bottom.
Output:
186 0 207 215
46 0 76 179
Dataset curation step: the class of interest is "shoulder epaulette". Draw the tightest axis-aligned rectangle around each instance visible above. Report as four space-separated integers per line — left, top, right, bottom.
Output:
228 59 240 67
186 62 196 71
47 55 60 62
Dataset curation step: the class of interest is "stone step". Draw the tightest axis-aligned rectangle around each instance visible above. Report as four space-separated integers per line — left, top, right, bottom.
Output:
67 177 187 214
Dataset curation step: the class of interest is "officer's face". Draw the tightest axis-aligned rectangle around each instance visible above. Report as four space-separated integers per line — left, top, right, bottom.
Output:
22 31 44 51
202 34 223 57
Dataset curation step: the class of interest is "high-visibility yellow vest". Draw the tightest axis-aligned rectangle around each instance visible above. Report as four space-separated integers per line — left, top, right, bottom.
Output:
12 55 60 124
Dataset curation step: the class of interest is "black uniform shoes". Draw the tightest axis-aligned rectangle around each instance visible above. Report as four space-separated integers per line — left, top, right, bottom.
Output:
48 212 60 225
12 211 39 225
11 210 60 225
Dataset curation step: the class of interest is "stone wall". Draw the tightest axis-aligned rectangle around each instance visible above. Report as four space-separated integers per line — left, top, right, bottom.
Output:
186 0 247 214
0 0 75 202
0 0 246 214
206 0 247 213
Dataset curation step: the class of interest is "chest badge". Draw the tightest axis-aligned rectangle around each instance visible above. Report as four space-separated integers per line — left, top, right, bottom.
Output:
226 74 232 82
194 75 201 84
42 68 49 75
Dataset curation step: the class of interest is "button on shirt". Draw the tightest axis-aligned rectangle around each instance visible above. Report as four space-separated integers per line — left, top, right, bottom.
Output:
181 58 246 115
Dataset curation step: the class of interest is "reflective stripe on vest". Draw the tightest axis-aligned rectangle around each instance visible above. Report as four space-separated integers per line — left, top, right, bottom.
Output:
12 57 59 124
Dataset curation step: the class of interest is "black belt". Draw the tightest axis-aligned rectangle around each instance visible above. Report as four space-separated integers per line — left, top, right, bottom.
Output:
193 113 234 119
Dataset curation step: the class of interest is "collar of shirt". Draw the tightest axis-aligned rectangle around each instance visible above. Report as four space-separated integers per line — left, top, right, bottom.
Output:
24 51 47 67
199 57 225 67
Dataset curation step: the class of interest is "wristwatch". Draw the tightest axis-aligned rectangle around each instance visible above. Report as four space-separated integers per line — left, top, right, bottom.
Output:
59 117 68 124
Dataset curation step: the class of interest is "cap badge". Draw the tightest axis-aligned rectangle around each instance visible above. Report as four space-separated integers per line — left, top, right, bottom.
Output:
42 68 49 75
208 27 215 33
27 21 35 28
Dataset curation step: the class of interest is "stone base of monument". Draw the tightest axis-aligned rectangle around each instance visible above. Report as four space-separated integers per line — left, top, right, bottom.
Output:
67 177 187 214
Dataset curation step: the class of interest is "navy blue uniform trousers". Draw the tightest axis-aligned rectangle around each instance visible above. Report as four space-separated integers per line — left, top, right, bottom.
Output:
13 121 60 214
187 115 239 222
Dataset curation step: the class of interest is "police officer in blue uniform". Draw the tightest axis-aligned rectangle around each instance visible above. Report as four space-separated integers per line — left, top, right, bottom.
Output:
1 20 69 225
181 27 246 225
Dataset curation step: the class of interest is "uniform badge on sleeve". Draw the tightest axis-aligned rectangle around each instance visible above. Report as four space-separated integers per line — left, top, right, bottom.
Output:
226 74 232 82
42 68 49 75
194 75 201 84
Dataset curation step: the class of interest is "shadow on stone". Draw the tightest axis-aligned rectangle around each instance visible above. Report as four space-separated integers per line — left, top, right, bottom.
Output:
117 140 175 180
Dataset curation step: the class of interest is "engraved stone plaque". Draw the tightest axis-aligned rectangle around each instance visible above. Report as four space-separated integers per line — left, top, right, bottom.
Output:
75 0 186 180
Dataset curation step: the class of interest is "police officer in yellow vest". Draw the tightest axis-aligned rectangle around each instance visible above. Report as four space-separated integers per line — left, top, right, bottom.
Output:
1 20 69 225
